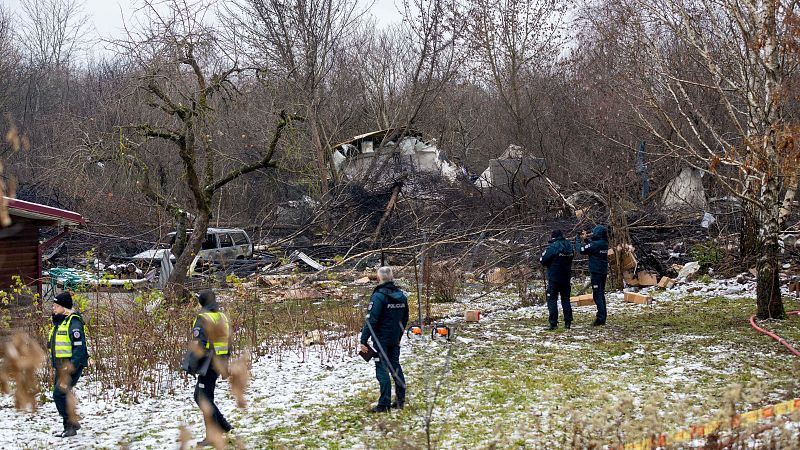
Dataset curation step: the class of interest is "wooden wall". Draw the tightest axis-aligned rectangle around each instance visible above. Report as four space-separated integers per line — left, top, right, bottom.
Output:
0 217 39 290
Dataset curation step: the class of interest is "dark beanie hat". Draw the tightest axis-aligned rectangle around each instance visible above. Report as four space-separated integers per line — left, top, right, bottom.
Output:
197 289 216 307
54 292 73 309
551 229 564 239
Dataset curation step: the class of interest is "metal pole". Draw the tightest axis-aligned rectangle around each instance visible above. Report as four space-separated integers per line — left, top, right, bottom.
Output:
414 258 422 329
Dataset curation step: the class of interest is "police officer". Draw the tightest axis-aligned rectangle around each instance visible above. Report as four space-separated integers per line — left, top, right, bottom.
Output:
191 289 233 444
360 266 409 413
48 292 89 438
576 225 610 326
540 229 574 330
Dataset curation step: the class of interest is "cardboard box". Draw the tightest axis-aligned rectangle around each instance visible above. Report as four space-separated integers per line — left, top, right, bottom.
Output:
636 271 658 287
623 271 639 287
624 291 651 305
609 244 638 272
465 310 481 322
657 276 674 289
790 282 800 295
570 294 595 306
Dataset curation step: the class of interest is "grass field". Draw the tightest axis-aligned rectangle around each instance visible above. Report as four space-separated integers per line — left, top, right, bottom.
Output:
251 290 800 449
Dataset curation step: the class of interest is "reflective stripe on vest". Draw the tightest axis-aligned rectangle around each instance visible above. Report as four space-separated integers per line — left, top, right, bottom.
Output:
48 314 80 359
192 311 230 355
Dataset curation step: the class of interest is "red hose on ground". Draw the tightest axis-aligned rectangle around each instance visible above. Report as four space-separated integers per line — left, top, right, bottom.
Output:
750 310 800 357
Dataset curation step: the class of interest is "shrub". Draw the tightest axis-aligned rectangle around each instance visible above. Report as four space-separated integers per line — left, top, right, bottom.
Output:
690 241 723 274
429 261 463 303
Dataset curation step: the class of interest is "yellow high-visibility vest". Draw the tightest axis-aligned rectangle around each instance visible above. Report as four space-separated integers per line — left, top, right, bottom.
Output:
192 311 230 355
48 314 81 358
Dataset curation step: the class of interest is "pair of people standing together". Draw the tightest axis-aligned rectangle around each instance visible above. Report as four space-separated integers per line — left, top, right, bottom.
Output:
48 289 232 447
540 225 609 330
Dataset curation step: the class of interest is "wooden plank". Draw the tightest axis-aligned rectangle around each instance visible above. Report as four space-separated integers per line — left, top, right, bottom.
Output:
0 239 39 248
0 269 38 278
0 257 38 267
0 267 38 276
0 238 39 245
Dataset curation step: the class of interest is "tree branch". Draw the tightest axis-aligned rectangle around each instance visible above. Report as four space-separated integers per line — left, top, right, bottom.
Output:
205 110 304 194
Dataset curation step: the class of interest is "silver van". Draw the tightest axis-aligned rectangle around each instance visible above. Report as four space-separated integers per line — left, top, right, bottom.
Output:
131 228 253 263
134 228 253 263
175 228 253 262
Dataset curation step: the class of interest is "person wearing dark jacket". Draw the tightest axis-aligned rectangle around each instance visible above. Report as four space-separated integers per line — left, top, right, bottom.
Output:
48 292 89 438
540 229 574 330
190 289 232 445
576 225 610 326
360 266 409 412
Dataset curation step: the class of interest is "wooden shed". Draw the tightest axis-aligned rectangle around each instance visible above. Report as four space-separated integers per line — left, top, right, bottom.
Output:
0 197 84 295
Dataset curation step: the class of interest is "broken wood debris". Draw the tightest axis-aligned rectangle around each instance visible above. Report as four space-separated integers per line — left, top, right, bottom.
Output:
283 288 325 300
289 250 324 271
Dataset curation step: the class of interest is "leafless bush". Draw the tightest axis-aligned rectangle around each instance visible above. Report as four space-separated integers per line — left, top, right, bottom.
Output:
429 260 463 303
0 273 365 402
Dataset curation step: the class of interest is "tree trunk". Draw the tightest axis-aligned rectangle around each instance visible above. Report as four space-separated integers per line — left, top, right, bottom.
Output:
172 211 189 259
755 178 784 319
369 181 403 246
740 201 759 267
756 240 784 319
165 212 210 301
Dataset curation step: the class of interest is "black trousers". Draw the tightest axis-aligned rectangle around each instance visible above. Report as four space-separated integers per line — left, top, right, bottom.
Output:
194 368 231 433
375 344 405 407
591 272 608 324
53 365 83 429
547 280 573 327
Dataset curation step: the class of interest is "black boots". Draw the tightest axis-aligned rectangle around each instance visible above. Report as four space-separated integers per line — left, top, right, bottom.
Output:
221 419 233 433
57 427 77 438
55 421 80 438
370 405 390 413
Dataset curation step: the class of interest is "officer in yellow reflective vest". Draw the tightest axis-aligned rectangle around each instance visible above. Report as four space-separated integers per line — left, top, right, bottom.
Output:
191 289 232 445
48 292 89 438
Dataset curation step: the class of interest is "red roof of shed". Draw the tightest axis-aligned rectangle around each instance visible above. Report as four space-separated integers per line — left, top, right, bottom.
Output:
3 196 85 226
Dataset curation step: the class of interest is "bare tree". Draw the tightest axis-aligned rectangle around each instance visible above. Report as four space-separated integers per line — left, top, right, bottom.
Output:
109 0 302 299
363 0 466 131
224 0 366 194
0 6 21 121
464 0 570 147
582 0 800 318
16 0 88 68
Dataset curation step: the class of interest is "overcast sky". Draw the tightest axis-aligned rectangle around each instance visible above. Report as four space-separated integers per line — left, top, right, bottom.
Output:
1 0 403 57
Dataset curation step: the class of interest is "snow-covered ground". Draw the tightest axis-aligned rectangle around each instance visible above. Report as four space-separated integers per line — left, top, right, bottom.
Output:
0 344 377 449
1 275 799 449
